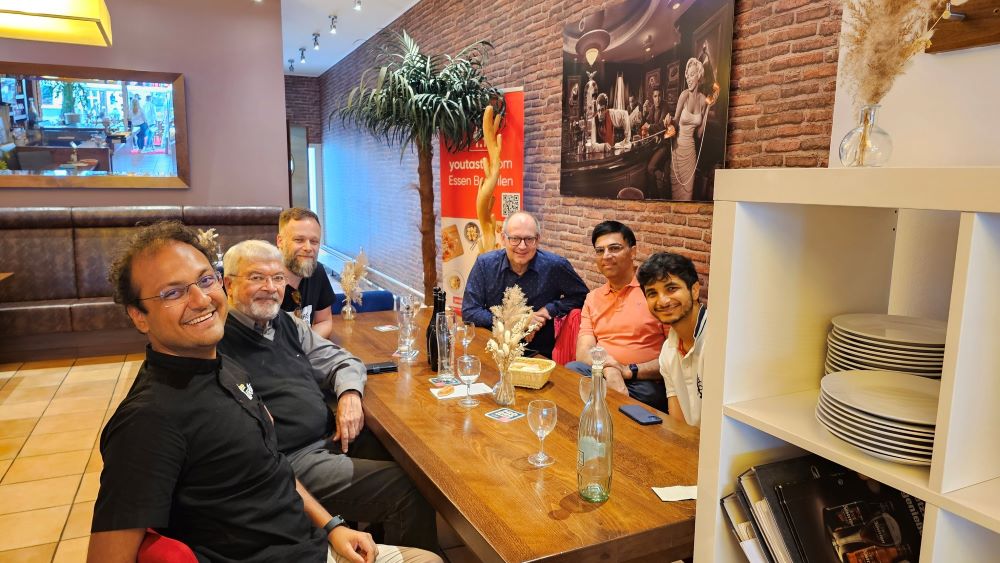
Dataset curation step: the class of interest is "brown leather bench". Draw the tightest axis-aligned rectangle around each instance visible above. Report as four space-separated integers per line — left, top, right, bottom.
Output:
0 205 280 362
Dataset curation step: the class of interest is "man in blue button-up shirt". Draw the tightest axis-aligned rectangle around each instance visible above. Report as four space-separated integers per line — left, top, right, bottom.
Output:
462 211 589 357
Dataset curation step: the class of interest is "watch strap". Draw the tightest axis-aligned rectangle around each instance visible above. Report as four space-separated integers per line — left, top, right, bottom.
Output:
628 363 639 379
323 515 346 535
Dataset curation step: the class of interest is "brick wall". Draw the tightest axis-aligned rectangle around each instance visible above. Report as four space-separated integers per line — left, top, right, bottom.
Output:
285 75 322 144
315 0 842 297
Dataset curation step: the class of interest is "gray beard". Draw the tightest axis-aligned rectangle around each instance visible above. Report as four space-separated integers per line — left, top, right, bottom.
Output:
236 296 280 323
286 255 316 278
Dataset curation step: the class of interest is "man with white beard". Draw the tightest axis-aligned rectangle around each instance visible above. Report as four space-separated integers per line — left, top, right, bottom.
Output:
218 240 440 557
278 208 336 339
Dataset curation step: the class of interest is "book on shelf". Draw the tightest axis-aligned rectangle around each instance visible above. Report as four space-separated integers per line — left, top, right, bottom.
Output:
728 454 924 563
722 491 769 563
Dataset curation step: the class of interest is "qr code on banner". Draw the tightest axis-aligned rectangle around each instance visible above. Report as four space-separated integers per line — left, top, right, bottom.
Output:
501 193 521 218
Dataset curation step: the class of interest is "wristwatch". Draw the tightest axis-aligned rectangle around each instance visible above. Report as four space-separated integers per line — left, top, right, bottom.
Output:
628 363 639 380
323 514 346 535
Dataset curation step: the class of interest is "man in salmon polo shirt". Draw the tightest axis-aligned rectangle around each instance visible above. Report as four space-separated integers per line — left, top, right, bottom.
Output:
566 221 668 412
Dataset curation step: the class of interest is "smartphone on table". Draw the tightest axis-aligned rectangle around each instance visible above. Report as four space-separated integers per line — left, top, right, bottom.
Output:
618 404 663 425
365 361 398 374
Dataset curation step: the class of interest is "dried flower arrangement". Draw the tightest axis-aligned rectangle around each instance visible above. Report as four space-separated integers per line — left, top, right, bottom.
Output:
840 0 965 110
340 249 369 314
195 228 219 251
484 285 539 404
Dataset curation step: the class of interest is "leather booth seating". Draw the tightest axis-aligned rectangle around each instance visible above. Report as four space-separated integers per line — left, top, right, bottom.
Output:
0 206 280 362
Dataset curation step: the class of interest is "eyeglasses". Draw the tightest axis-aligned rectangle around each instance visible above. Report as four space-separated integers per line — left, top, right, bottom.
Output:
505 235 538 247
594 244 627 257
233 273 287 286
138 272 222 308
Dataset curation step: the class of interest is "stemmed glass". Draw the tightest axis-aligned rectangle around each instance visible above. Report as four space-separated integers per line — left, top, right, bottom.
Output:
527 400 557 467
459 321 475 356
214 242 224 270
457 355 481 408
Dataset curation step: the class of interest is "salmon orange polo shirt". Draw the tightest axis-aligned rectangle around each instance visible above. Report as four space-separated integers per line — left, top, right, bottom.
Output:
578 276 668 365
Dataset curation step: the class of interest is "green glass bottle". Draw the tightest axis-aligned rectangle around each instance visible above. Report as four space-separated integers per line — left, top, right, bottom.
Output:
577 346 613 502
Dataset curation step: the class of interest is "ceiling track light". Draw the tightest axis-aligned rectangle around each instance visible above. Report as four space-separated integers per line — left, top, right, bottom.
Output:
354 0 362 11
288 58 294 72
299 47 306 64
329 15 338 34
313 32 320 50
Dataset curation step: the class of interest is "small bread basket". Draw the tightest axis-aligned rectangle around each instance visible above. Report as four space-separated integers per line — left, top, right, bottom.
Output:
508 357 556 389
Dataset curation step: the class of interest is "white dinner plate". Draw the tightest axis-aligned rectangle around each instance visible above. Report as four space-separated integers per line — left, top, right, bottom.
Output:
821 371 940 425
816 403 934 451
824 353 941 378
816 410 932 465
817 396 935 444
818 393 936 437
831 314 946 347
826 348 942 373
829 330 945 358
827 336 944 366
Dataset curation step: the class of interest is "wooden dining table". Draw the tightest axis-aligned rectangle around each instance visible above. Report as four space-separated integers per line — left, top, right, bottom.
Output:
329 310 700 563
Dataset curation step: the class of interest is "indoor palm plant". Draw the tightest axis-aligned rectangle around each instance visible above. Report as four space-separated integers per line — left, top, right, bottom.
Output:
337 31 504 303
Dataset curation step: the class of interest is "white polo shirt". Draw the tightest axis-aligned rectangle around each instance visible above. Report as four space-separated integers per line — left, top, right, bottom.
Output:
658 305 708 427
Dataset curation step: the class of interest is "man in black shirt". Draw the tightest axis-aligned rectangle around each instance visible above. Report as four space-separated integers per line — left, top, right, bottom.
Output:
218 239 438 554
278 207 336 339
90 222 440 563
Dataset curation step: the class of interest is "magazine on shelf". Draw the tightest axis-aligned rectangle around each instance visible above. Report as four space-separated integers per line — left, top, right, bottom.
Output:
778 472 924 563
738 468 791 563
722 492 769 563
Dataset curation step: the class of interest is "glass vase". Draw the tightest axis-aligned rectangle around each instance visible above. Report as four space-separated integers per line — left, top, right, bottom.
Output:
341 300 355 321
493 368 515 406
839 104 893 167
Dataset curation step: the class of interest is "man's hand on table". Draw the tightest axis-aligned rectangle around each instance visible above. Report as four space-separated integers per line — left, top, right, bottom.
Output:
328 526 377 563
333 391 364 452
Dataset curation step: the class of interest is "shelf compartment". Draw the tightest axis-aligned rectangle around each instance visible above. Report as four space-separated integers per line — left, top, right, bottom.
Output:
922 504 1000 562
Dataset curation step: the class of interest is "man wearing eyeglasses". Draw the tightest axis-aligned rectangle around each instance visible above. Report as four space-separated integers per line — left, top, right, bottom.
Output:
217 240 440 558
566 221 668 412
462 211 588 358
90 222 423 563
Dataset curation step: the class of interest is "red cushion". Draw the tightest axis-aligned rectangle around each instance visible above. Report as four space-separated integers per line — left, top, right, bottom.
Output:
552 308 582 365
138 529 198 563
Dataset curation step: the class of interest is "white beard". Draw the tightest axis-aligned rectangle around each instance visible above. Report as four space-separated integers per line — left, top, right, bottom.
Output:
286 254 317 278
237 295 281 323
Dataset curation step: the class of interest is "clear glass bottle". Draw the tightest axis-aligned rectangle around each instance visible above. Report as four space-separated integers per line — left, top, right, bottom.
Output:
577 346 613 502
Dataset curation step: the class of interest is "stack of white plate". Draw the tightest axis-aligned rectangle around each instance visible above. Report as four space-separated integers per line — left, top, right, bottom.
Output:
816 370 938 466
825 313 946 378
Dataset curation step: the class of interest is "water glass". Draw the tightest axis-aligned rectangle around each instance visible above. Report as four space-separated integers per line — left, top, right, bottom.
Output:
527 400 557 467
457 355 481 408
435 311 457 376
396 321 418 362
460 321 475 356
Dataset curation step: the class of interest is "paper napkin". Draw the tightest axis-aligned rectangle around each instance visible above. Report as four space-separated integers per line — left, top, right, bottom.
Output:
430 382 492 400
652 485 698 502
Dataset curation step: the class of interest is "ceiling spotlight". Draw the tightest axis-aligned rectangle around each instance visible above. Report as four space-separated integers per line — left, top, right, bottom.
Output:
299 47 306 64
643 35 653 53
354 0 362 11
313 33 320 50
288 59 294 72
329 15 338 34
672 2 681 9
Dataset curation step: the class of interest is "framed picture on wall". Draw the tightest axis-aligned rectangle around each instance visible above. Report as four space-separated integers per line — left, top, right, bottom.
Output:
644 68 661 101
666 60 680 109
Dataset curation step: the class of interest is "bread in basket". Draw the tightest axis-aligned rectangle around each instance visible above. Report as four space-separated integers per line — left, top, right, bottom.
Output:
508 357 556 389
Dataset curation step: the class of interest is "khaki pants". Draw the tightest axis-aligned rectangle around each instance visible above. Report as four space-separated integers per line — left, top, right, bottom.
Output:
328 544 443 563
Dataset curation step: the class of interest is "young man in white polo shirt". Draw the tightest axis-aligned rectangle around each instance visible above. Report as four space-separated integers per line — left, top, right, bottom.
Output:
637 252 708 426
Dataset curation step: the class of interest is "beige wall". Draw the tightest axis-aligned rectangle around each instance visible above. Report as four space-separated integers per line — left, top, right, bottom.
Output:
0 0 289 207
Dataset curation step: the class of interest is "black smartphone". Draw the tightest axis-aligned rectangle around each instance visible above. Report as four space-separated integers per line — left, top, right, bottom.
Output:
618 404 663 425
365 361 398 374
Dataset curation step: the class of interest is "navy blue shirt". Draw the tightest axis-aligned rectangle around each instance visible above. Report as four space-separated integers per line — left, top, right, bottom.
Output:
462 248 588 357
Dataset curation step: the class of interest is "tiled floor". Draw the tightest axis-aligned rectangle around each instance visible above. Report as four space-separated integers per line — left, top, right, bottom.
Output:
0 354 139 562
0 353 478 563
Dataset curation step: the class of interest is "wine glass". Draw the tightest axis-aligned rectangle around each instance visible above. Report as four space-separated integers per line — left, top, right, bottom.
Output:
457 355 481 408
527 400 557 467
579 376 592 405
214 242 224 269
460 321 475 356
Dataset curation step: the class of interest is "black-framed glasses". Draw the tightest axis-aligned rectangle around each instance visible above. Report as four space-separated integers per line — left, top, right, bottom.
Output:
138 272 222 308
594 243 627 256
232 272 287 286
506 235 538 247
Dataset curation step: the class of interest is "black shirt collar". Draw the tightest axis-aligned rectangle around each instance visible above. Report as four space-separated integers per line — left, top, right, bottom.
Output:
145 346 221 375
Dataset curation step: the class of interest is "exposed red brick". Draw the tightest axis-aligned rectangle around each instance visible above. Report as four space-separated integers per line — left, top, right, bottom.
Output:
774 0 813 13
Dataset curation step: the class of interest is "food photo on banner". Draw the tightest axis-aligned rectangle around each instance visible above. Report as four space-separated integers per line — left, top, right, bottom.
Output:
439 89 525 311
560 0 734 202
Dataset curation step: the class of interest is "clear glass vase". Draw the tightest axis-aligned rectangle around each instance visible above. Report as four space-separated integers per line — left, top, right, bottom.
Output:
341 300 355 321
839 104 893 167
493 368 515 406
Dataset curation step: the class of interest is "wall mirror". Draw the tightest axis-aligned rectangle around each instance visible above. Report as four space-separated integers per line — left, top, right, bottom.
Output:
0 61 189 189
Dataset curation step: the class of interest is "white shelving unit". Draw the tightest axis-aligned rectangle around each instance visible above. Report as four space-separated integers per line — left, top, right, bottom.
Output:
694 167 1000 562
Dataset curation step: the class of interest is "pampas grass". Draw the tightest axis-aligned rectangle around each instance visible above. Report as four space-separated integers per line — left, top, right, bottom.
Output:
195 228 218 250
340 249 369 307
484 285 539 376
840 0 962 111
